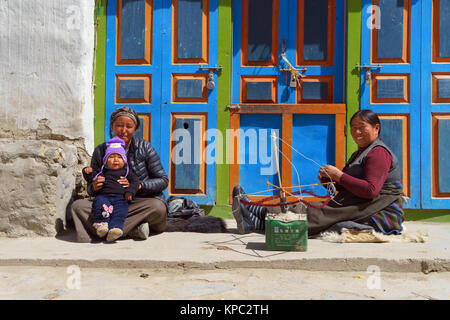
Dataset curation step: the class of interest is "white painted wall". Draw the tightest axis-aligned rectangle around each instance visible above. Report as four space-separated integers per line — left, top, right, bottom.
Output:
0 0 95 153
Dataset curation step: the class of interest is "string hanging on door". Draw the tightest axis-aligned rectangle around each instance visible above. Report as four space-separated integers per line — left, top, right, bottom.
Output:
236 131 341 209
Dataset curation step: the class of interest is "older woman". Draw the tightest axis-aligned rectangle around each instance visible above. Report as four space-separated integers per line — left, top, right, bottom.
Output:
308 109 404 236
233 110 405 236
71 106 168 242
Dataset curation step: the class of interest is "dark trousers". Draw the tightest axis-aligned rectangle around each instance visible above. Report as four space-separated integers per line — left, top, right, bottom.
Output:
71 197 167 242
306 190 399 236
92 194 129 230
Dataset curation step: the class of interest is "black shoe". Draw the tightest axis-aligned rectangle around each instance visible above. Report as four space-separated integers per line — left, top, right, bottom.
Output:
232 185 254 234
232 185 245 233
232 185 246 199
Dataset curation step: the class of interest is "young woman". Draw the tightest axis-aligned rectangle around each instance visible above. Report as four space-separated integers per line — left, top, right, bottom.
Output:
71 107 168 242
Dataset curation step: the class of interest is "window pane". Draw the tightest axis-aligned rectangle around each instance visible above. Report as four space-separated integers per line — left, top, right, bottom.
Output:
246 82 273 100
119 80 145 99
178 0 203 59
380 119 404 182
376 78 404 99
439 0 450 58
302 82 329 100
438 119 450 192
377 0 404 59
303 0 328 61
177 79 204 98
438 78 450 99
121 0 146 60
174 118 201 190
248 0 273 62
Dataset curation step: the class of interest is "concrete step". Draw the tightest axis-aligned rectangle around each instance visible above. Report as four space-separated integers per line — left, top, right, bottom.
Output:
0 221 449 273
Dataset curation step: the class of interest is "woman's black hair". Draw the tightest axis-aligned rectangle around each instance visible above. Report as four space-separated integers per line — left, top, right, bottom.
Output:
109 106 140 136
350 109 381 135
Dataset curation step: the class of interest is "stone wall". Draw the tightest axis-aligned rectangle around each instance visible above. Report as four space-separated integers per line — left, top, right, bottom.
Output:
0 139 78 237
0 0 95 237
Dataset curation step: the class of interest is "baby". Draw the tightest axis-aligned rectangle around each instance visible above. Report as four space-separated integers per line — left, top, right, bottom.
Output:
83 136 140 242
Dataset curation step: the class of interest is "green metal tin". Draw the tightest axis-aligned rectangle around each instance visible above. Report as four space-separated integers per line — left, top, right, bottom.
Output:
265 214 308 251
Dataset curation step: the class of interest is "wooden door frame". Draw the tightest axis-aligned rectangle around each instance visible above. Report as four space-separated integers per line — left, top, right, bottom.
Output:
228 103 346 204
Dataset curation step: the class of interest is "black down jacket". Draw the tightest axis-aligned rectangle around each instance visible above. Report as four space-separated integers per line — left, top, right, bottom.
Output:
86 137 169 206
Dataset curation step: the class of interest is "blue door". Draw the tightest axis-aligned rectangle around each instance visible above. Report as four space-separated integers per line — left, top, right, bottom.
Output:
230 0 346 202
361 0 450 209
106 0 218 205
421 0 450 208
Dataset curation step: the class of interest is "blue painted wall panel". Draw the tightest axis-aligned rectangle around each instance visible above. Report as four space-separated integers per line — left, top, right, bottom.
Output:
178 0 203 59
376 78 405 99
438 119 450 193
303 0 328 61
246 82 273 100
239 114 282 195
177 79 204 98
379 119 404 182
174 118 201 190
439 0 450 58
119 79 145 99
248 0 272 62
291 114 335 197
121 0 146 60
378 0 404 59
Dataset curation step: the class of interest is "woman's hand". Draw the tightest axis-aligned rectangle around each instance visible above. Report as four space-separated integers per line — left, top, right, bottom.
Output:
84 167 93 175
124 193 132 201
319 165 343 183
92 175 105 191
118 177 130 188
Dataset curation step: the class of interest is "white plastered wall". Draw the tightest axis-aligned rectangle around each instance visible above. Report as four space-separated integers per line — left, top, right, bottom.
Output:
0 0 95 153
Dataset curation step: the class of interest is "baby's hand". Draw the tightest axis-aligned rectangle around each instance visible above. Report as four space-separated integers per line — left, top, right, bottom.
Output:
84 167 93 174
125 193 132 201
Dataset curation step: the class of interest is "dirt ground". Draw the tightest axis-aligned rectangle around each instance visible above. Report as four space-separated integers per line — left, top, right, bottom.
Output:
1 266 449 300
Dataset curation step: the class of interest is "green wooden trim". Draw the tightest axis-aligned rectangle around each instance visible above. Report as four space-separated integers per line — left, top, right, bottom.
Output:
202 205 233 219
213 0 232 212
345 0 362 159
405 210 450 222
93 0 107 146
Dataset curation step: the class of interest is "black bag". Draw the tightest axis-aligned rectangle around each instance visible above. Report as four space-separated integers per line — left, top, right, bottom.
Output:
167 196 205 219
165 196 227 233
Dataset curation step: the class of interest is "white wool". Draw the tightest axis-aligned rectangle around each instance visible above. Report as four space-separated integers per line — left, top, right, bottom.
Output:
319 228 428 243
267 211 307 223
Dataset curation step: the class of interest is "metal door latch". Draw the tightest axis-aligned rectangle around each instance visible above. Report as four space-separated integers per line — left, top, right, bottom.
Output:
356 64 383 84
199 66 224 90
280 53 307 88
227 104 241 110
